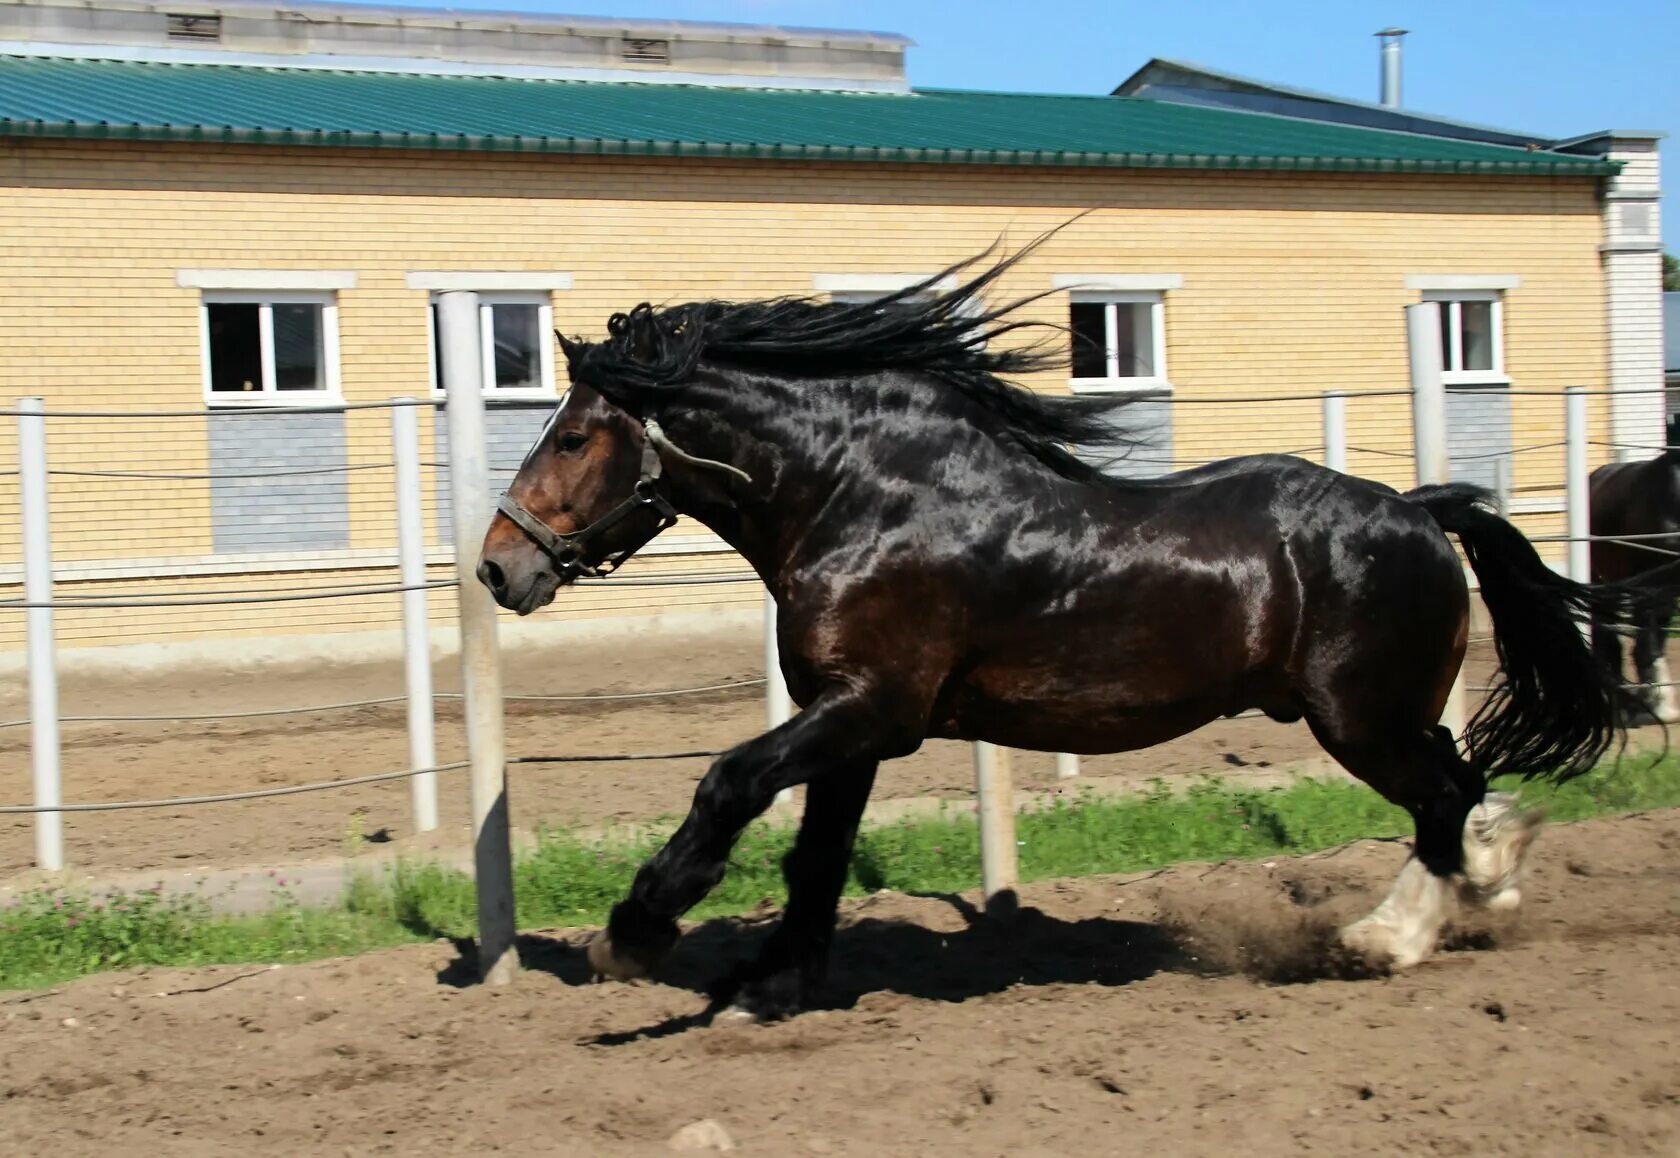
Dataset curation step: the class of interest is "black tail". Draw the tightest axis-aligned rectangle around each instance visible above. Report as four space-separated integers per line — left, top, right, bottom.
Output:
1408 482 1675 784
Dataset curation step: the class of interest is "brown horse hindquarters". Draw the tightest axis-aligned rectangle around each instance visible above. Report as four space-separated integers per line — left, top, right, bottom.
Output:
923 464 1466 759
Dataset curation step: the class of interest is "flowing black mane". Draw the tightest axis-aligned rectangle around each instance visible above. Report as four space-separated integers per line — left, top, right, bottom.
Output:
559 231 1137 483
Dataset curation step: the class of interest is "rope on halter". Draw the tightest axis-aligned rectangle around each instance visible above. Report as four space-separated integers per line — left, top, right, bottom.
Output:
644 419 754 486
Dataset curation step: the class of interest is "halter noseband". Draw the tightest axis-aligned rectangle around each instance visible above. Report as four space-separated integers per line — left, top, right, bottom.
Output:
495 432 678 581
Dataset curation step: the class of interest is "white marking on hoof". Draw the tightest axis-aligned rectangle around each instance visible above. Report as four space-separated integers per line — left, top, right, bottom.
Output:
713 1005 760 1026
1460 791 1543 910
1340 856 1452 969
1481 886 1522 912
1651 659 1680 723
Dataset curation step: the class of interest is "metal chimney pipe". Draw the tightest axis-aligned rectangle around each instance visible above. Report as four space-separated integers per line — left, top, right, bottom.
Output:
1377 27 1406 108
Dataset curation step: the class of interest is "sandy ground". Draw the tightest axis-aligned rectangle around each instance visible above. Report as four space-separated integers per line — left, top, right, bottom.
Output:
0 808 1676 1156
2 629 1672 883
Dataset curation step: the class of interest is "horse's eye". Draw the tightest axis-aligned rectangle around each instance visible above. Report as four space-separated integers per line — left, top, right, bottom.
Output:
556 431 589 453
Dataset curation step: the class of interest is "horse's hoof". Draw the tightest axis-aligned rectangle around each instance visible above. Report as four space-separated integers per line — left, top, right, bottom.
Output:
1340 917 1429 970
587 902 681 981
587 929 657 981
1460 793 1543 910
707 964 809 1022
1481 886 1522 912
712 1005 762 1026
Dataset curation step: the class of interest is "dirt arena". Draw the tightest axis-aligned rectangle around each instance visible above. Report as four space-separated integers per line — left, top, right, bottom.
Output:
0 808 1675 1155
8 627 1659 882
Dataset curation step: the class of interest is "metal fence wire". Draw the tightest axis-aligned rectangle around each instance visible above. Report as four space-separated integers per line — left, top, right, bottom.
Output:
1 376 1668 891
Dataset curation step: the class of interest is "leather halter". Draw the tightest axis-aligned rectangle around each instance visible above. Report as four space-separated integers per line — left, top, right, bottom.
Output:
495 432 678 581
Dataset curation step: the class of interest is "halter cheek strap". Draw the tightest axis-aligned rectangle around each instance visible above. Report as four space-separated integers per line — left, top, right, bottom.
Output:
496 435 678 580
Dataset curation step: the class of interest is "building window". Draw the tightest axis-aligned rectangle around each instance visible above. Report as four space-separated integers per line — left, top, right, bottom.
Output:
429 294 555 397
1425 291 1505 384
1409 280 1517 494
200 293 340 404
1068 293 1168 391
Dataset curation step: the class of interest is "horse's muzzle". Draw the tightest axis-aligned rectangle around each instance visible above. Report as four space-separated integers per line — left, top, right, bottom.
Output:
476 551 563 615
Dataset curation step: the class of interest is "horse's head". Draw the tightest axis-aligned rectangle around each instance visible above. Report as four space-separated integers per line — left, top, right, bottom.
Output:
477 382 676 615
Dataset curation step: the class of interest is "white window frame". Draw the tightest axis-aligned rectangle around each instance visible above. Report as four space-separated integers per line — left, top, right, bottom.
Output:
426 291 557 400
198 290 342 407
1065 291 1170 394
1421 289 1508 387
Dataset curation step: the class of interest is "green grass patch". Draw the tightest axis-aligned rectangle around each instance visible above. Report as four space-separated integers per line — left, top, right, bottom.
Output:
357 755 1680 942
0 884 420 992
6 755 1680 991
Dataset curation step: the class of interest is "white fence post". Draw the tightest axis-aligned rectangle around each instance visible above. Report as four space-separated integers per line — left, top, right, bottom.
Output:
973 741 1018 908
1407 304 1449 486
1322 390 1347 474
1054 752 1080 780
764 590 795 806
1565 386 1591 585
392 399 438 834
1407 303 1466 738
18 398 63 872
439 292 518 985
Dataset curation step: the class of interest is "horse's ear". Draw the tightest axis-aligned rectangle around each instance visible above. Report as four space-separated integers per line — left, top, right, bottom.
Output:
555 330 580 361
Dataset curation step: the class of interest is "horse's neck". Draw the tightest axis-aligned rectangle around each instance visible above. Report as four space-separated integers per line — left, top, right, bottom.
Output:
654 405 797 581
667 404 1156 590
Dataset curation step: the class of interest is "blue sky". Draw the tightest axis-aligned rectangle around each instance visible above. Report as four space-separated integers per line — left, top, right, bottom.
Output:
392 0 1678 244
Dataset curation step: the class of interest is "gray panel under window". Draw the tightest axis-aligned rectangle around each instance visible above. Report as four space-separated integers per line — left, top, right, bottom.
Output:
209 411 350 552
433 402 557 542
1446 386 1513 498
1075 395 1174 480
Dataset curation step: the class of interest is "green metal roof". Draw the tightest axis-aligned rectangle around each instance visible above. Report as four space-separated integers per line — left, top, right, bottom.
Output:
0 54 1618 175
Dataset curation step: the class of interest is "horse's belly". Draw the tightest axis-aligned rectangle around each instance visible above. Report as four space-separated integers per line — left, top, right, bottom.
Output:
932 683 1259 755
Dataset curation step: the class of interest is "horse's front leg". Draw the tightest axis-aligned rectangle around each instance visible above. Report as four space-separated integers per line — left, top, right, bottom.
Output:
587 687 912 984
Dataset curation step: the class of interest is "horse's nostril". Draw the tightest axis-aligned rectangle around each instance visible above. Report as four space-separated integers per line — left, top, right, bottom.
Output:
477 559 507 594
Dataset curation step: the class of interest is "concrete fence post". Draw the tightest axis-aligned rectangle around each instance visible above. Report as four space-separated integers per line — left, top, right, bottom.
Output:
1407 303 1466 739
764 590 795 806
18 398 63 872
391 399 438 834
973 741 1018 908
439 292 518 985
1322 390 1347 474
1564 386 1591 585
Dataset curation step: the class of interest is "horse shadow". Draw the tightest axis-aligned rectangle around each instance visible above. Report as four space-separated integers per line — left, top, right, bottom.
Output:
435 890 1208 1042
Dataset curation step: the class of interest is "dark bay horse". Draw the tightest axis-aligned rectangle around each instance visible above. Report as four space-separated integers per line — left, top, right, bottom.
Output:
1590 446 1680 722
478 243 1661 1020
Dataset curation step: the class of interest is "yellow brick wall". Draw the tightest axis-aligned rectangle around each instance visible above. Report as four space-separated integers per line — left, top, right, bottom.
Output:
0 139 1611 656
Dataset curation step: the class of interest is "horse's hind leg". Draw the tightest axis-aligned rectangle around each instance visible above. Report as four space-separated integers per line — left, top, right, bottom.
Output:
1458 787 1544 911
1317 725 1539 968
